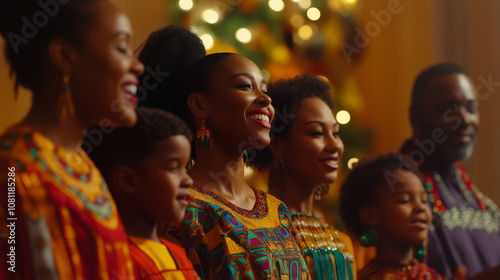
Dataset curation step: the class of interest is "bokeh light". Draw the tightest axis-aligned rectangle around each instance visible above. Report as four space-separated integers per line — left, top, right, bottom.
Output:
307 7 321 21
202 9 219 24
179 0 193 11
235 28 252 43
336 110 351 125
348 158 359 169
200 34 214 49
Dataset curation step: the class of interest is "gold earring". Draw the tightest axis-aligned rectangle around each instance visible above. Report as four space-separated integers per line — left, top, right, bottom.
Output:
57 75 75 121
314 183 330 200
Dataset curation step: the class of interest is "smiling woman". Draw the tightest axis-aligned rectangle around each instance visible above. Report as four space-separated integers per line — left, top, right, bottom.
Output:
248 73 356 280
0 0 144 279
137 25 310 279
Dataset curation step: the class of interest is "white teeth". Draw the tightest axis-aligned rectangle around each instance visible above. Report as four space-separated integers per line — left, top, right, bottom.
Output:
124 84 137 95
248 114 270 123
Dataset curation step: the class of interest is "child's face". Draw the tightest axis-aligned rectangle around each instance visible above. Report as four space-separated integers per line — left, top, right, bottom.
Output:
374 170 431 246
135 135 193 224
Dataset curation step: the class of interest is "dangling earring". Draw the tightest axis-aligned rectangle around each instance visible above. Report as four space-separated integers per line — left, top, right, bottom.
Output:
414 244 425 262
359 228 378 247
196 119 212 150
314 183 330 200
243 150 248 163
186 159 195 171
269 158 285 190
57 75 75 121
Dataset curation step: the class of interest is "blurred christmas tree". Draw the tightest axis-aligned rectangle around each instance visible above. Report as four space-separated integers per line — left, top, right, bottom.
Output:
168 0 372 228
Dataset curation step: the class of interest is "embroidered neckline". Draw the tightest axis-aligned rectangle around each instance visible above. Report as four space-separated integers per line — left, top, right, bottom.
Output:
424 163 486 213
190 184 269 218
2 125 115 222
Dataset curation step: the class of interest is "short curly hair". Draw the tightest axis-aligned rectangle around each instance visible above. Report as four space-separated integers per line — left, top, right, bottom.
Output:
87 107 193 180
247 73 333 171
411 63 467 112
338 153 423 237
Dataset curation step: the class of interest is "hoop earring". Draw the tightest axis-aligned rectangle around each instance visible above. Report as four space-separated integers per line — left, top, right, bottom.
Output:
359 228 378 247
196 119 212 150
414 244 425 262
243 150 248 163
314 183 330 201
57 75 75 121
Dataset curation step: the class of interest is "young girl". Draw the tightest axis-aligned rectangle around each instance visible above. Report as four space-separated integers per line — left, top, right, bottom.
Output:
339 153 446 280
89 108 199 279
138 26 310 280
0 0 144 278
249 74 356 280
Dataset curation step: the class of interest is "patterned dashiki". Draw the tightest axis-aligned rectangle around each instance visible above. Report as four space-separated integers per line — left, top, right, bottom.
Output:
129 236 200 279
0 125 135 279
290 212 356 280
358 259 446 280
401 139 500 278
161 184 311 280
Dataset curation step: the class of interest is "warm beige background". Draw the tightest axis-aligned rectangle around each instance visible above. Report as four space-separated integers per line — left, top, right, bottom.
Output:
1 0 499 205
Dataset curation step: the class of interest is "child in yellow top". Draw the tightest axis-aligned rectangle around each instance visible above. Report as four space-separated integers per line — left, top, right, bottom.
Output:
89 107 199 279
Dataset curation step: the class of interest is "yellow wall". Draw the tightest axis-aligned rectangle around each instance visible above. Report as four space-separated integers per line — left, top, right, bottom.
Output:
350 0 436 155
0 39 31 133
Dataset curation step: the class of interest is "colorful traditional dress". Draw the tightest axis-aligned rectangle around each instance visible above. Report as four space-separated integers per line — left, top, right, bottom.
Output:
358 259 446 280
290 212 356 280
129 236 200 279
161 185 311 280
0 125 134 279
401 140 500 277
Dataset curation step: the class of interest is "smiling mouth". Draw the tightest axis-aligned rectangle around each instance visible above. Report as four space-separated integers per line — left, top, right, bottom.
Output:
319 158 339 170
123 84 138 95
248 114 270 123
248 113 271 129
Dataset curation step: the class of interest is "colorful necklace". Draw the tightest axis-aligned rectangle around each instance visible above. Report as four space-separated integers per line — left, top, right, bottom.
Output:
290 212 354 280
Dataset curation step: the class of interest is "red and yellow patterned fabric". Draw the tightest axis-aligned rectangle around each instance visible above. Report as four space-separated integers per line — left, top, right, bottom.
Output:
358 259 446 280
129 236 200 280
161 185 311 280
0 125 134 279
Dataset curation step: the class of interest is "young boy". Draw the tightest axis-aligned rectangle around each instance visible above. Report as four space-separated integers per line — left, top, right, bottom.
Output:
339 153 455 280
88 107 199 279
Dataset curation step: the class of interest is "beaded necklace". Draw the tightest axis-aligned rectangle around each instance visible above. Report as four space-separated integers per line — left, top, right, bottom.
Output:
424 163 486 213
290 212 354 280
